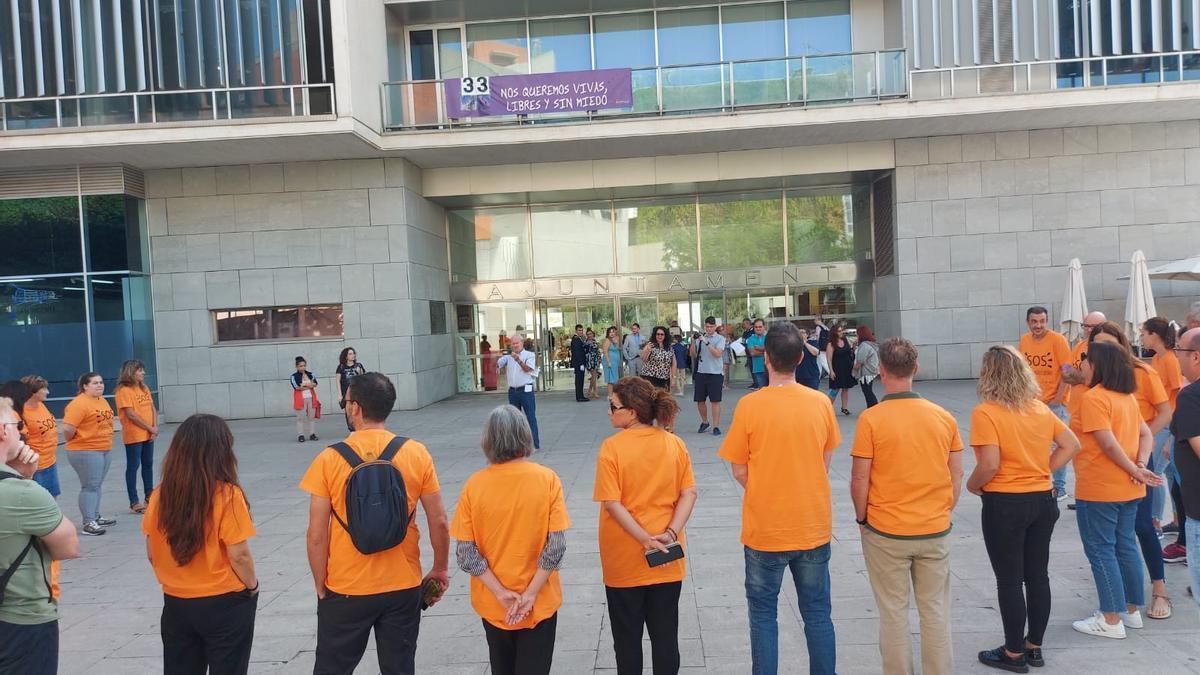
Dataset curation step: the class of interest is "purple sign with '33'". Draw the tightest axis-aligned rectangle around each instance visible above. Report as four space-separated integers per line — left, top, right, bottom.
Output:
444 68 633 118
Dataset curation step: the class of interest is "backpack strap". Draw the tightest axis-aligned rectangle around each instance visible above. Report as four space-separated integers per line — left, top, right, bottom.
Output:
379 436 409 463
330 442 362 468
0 473 47 606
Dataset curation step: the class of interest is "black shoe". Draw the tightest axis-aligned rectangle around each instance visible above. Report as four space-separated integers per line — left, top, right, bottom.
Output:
978 647 1029 673
309 434 318 441
1163 522 1180 534
698 422 710 434
298 435 306 443
712 427 721 436
576 398 588 402
1067 502 1077 510
841 408 851 416
1025 645 1044 668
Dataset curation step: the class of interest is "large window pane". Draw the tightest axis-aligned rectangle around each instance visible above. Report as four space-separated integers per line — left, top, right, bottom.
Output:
451 208 531 281
530 17 591 73
467 21 529 76
699 192 785 269
615 198 698 273
0 275 91 404
658 8 723 111
85 195 147 272
787 192 855 264
531 205 613 276
723 3 788 105
594 12 657 113
214 305 344 342
89 274 156 391
787 0 852 55
0 197 83 276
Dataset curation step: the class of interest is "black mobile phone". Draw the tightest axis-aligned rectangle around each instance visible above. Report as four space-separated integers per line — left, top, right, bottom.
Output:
645 542 685 568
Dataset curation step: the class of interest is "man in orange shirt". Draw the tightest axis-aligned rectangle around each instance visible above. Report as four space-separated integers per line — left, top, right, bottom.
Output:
1019 306 1073 500
851 338 963 675
718 322 841 675
300 373 450 675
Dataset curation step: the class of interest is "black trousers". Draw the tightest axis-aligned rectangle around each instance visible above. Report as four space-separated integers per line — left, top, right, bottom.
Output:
980 491 1059 653
574 366 586 400
161 591 258 675
605 582 682 675
482 613 557 675
1170 473 1187 546
860 380 878 407
315 587 421 675
0 619 57 675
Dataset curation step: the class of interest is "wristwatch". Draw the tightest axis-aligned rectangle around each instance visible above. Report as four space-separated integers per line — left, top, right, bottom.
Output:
855 516 868 526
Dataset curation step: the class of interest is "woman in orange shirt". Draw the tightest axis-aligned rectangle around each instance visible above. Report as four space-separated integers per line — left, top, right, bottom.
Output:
19 375 61 497
1070 342 1162 639
62 372 116 537
116 360 158 514
967 346 1079 672
451 405 570 675
143 413 258 675
1141 316 1187 563
594 376 698 675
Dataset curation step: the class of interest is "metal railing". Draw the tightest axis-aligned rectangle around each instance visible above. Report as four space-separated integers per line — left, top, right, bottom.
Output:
910 49 1200 99
382 49 907 131
0 83 336 132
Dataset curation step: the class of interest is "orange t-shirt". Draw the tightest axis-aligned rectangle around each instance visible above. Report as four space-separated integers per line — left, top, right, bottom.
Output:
1066 340 1089 408
718 385 841 552
22 401 58 469
1152 351 1183 409
450 461 570 630
115 385 156 444
851 393 963 537
969 400 1066 493
1019 331 1072 403
593 427 696 588
1075 386 1145 503
1133 362 1169 424
62 394 115 451
142 482 256 598
299 429 440 595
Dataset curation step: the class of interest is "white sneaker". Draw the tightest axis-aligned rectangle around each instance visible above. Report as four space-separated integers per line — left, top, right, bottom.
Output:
1072 612 1127 639
1119 609 1144 629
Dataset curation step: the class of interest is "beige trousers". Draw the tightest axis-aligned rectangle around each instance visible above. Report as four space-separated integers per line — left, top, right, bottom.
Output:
861 529 953 675
295 398 315 436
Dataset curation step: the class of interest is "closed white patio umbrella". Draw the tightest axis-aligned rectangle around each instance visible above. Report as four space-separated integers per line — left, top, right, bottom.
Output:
1060 258 1089 343
1124 250 1158 347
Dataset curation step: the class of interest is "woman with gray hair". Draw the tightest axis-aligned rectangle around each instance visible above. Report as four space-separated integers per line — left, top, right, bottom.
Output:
450 405 570 675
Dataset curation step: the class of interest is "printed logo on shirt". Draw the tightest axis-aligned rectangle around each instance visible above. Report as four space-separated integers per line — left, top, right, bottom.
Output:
34 417 57 434
1024 350 1057 369
93 409 115 424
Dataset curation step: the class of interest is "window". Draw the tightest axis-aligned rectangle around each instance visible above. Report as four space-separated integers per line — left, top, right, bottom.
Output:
531 204 614 276
467 21 530 76
450 208 531 281
699 192 785 269
0 197 83 276
786 0 852 55
614 198 699 273
430 301 447 335
213 305 344 343
530 17 592 73
787 193 855 264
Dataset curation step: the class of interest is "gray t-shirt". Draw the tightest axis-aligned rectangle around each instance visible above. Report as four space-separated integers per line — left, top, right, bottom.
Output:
0 465 62 625
694 333 727 375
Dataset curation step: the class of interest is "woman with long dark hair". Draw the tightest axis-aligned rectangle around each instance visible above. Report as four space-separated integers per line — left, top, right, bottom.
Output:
596 376 697 674
1141 317 1187 564
967 346 1080 671
336 347 367 432
116 359 158 514
826 324 856 415
639 326 676 392
1070 342 1162 639
143 414 258 674
62 372 116 536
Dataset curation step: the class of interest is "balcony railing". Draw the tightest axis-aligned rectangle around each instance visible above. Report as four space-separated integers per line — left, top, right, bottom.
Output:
0 83 336 132
910 50 1200 99
382 50 907 131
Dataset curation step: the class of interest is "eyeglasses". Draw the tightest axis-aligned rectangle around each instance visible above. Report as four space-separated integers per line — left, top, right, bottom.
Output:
608 403 626 413
1082 323 1101 329
1173 347 1197 354
0 420 24 431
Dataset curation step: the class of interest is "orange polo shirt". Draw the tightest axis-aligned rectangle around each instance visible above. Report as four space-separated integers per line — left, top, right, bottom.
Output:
718 385 841 552
970 400 1066 493
22 401 58 469
1152 350 1183 409
115 384 156 445
1075 386 1145 503
1019 331 1072 404
143 482 256 598
299 430 440 595
450 460 570 630
851 392 963 537
62 394 115 451
594 427 696 588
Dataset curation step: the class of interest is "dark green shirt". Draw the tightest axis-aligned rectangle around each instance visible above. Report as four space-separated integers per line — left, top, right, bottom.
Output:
0 464 62 624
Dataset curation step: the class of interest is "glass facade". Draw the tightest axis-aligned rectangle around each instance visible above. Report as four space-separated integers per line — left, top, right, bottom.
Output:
0 0 335 130
0 192 155 414
448 185 875 394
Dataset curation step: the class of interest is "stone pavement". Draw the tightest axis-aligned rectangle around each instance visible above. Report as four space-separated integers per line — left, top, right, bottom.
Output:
55 381 1199 674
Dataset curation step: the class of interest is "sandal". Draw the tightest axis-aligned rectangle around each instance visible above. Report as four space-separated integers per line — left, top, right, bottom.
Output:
1147 593 1172 620
841 408 852 416
130 502 146 514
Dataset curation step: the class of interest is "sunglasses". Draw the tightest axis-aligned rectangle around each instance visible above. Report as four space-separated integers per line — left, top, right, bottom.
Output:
608 402 626 413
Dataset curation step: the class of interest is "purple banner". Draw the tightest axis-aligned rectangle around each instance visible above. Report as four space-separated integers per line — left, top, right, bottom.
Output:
444 68 633 118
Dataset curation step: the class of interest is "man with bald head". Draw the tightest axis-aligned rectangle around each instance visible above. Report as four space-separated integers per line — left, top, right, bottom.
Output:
1168 328 1200 608
1187 302 1200 331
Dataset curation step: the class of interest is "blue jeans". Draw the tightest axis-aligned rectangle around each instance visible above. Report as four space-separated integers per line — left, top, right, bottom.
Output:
1049 405 1069 495
507 387 540 449
67 450 112 523
1150 428 1172 521
0 619 57 675
744 544 836 675
752 371 768 388
1134 455 1165 582
1188 518 1200 614
32 464 61 498
124 440 155 505
1076 500 1144 614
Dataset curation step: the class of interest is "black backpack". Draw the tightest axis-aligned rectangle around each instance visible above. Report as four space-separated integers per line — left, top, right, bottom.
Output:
330 436 413 555
0 473 51 606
